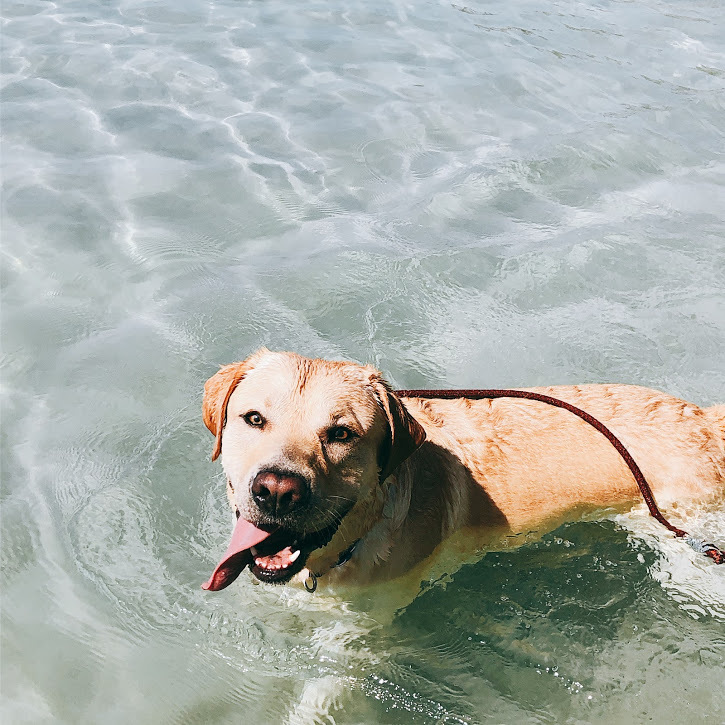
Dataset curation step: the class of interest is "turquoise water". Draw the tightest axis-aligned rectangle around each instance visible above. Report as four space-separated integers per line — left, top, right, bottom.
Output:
2 0 724 722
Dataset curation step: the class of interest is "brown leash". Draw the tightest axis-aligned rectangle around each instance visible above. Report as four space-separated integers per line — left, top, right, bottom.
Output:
396 388 725 565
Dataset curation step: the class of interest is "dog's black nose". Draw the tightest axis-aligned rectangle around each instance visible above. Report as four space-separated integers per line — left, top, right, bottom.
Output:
251 469 308 517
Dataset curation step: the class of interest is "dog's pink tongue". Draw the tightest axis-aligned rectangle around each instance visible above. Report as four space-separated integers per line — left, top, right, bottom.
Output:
202 518 277 591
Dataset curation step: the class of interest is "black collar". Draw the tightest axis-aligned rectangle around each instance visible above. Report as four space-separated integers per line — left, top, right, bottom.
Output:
333 539 360 568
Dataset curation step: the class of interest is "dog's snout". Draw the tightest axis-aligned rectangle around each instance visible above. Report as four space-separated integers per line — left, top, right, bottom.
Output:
251 469 308 517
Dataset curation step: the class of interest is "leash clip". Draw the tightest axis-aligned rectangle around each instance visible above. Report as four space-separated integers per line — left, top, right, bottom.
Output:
685 537 725 563
304 572 318 593
685 537 717 554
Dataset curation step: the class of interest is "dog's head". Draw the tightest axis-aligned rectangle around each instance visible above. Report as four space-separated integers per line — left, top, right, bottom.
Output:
201 349 426 589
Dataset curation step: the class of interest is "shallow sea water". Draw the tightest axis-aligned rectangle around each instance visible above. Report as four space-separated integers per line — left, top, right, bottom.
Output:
2 0 725 722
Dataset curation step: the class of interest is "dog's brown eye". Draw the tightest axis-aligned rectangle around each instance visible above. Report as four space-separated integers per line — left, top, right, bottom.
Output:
329 426 353 442
243 411 265 427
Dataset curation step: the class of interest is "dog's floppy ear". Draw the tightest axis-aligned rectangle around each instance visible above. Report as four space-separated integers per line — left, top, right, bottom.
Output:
203 349 266 461
369 374 426 481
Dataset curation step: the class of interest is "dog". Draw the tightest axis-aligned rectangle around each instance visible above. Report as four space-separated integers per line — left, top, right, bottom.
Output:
201 349 725 592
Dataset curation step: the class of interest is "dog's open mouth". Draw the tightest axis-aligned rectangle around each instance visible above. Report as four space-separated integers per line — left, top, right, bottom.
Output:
202 515 341 591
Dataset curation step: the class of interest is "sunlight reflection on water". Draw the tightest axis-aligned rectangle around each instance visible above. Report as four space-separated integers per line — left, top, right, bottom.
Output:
2 0 725 721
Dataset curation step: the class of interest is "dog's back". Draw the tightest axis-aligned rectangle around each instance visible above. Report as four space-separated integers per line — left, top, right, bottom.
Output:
404 385 725 535
706 404 725 438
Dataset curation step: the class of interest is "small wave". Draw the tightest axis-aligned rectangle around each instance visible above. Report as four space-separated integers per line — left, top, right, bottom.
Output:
613 500 725 621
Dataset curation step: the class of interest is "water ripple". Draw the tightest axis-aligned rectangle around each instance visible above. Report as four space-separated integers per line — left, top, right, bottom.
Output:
3 0 725 721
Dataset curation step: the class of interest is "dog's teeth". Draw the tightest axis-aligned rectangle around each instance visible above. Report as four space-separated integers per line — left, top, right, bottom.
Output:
255 558 263 566
288 549 301 563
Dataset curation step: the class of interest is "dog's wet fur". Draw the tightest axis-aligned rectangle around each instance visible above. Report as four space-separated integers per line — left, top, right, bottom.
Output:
203 349 725 588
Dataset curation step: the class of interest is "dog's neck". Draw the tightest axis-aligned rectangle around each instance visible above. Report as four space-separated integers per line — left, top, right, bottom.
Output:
323 441 512 585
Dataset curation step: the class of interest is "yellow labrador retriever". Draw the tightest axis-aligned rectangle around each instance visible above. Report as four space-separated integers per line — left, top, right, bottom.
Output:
201 349 725 592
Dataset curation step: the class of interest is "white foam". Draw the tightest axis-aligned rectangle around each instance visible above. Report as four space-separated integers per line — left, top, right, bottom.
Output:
613 502 725 621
